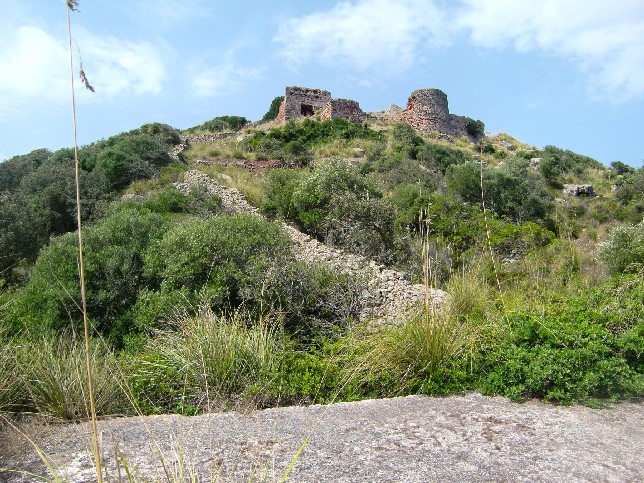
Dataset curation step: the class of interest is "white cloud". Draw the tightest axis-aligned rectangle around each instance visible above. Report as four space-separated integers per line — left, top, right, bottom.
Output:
0 19 169 120
456 0 644 101
188 59 263 98
274 0 448 71
78 30 169 97
274 0 644 101
0 25 69 121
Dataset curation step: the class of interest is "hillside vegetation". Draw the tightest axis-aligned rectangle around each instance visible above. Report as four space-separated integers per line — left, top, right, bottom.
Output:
0 113 642 419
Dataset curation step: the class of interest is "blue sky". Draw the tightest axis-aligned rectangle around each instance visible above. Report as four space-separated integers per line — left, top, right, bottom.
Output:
1 0 643 166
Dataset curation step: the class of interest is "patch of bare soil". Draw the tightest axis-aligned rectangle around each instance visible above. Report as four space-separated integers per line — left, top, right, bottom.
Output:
1 394 642 482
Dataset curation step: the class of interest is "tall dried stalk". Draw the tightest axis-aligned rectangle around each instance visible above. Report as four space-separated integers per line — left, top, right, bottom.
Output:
478 143 503 299
65 1 102 482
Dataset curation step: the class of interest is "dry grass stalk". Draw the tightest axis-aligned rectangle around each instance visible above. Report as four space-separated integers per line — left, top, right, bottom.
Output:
65 1 102 481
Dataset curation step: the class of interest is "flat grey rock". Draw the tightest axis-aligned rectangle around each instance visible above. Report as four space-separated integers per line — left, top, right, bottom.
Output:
1 393 642 482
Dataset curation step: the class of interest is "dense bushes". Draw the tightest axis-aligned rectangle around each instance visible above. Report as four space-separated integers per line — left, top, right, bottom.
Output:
3 113 642 418
94 134 173 190
465 118 485 138
241 118 382 165
478 275 644 403
8 201 365 346
185 115 248 133
599 220 644 274
0 125 181 279
262 159 397 262
12 205 168 343
447 159 553 224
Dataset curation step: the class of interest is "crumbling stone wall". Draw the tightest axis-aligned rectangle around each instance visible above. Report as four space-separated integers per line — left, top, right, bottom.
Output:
280 86 331 123
276 86 367 124
168 133 237 161
320 99 368 123
448 114 470 138
174 170 448 324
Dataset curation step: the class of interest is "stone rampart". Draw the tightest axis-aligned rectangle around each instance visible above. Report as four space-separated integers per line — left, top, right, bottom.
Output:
320 99 368 123
174 170 448 324
168 133 238 161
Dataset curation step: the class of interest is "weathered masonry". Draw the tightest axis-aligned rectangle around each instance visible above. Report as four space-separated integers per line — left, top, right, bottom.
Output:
401 88 470 138
273 85 481 139
276 86 367 124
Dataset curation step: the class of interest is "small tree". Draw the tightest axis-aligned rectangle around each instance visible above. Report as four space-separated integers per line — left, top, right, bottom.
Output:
465 118 485 138
261 96 284 122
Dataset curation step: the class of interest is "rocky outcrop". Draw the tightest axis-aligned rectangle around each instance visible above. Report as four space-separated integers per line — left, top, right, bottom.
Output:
168 143 188 162
174 170 448 324
563 184 596 197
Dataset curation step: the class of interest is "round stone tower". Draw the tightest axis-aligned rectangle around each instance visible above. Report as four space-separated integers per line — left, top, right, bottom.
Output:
401 88 451 134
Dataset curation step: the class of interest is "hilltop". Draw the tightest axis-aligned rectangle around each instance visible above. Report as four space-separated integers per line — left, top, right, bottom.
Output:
0 85 642 425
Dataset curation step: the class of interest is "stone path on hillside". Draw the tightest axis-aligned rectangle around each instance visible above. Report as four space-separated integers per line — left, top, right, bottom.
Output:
173 170 448 323
1 394 641 482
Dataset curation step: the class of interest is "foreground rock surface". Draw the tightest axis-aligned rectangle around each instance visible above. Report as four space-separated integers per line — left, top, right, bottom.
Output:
1 394 642 482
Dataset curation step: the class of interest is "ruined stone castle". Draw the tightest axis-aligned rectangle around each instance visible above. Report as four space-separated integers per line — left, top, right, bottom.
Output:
275 86 367 124
274 86 478 139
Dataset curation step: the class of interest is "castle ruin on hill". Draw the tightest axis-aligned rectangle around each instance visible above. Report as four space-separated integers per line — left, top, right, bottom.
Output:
274 85 478 139
401 88 470 138
275 86 367 124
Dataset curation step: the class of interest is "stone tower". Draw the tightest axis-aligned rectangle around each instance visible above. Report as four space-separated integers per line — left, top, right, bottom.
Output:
401 88 452 134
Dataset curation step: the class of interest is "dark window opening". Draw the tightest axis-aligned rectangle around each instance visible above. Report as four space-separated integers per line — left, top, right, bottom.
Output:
301 104 315 116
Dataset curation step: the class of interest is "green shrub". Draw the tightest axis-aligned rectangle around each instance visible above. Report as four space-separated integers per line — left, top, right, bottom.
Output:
477 307 644 403
185 116 248 133
447 159 552 224
616 168 644 205
140 122 182 147
417 143 467 174
12 205 167 343
542 145 603 174
598 220 644 274
145 214 290 291
260 169 304 220
378 159 442 191
465 118 485 138
95 134 172 190
291 158 381 233
611 161 635 176
241 118 381 155
141 186 222 217
261 96 284 122
387 123 424 159
241 259 366 339
0 148 51 193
